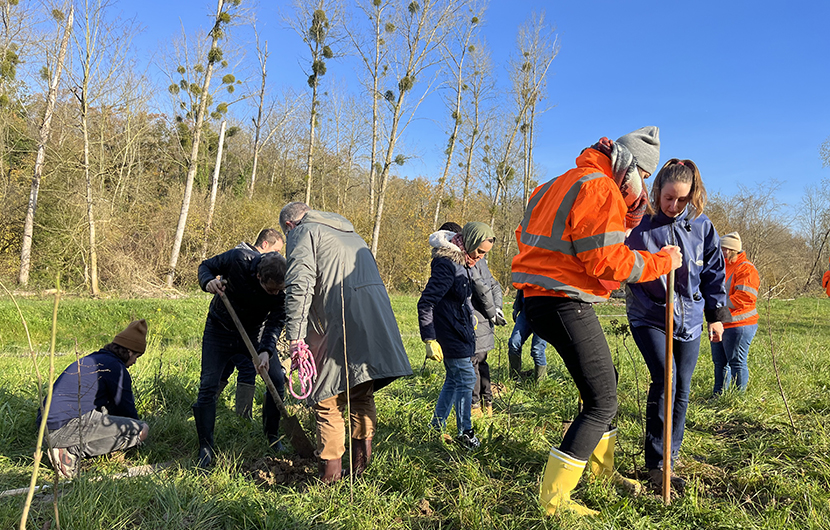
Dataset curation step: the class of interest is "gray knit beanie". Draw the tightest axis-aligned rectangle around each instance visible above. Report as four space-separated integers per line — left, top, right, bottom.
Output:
721 232 742 252
616 126 660 175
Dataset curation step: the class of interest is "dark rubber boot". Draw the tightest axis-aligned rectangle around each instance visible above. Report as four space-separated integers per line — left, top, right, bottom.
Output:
350 438 372 477
235 382 256 419
192 403 216 469
535 364 547 382
319 458 345 485
509 355 523 381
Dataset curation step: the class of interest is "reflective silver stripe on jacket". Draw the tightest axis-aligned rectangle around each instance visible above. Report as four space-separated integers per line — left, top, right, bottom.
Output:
519 173 610 255
729 308 758 322
734 284 758 296
511 271 608 304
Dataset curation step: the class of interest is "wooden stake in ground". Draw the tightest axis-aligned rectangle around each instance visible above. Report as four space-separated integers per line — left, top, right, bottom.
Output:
217 290 316 459
663 269 675 505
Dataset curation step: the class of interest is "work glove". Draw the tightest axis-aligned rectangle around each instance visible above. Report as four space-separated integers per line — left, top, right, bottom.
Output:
473 315 478 330
493 308 507 326
424 339 443 362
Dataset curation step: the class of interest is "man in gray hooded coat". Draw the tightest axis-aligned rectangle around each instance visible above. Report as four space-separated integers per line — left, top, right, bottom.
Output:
279 202 413 483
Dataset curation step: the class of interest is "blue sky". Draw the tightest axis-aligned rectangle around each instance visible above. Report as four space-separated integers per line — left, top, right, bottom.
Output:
131 0 830 212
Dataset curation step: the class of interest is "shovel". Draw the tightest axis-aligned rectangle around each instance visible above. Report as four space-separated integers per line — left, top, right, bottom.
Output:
663 269 675 505
218 290 317 459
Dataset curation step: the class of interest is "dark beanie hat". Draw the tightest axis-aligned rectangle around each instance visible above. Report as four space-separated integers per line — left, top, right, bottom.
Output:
113 319 147 353
616 126 660 175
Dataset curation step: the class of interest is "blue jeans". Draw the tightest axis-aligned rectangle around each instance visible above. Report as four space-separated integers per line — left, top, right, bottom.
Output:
432 356 476 436
524 297 617 461
711 324 757 393
508 310 548 366
631 325 700 470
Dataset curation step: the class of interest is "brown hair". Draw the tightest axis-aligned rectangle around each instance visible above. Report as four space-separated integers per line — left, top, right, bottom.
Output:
255 228 283 247
103 342 134 363
650 158 707 219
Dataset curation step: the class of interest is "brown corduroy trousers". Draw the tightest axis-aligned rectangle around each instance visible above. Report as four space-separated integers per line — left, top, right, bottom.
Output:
312 381 376 460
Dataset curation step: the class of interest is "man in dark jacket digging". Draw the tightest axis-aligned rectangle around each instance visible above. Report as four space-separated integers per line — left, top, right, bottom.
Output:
217 228 286 419
279 202 413 483
194 249 287 468
40 319 150 479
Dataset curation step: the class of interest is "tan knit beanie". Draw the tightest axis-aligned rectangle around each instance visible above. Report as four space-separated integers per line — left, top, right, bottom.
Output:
721 232 742 252
113 319 148 353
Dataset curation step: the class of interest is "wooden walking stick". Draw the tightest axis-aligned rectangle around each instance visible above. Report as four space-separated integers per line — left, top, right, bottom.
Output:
218 290 316 459
663 269 675 504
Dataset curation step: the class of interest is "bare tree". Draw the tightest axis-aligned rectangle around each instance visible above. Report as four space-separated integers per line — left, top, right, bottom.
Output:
165 0 240 288
246 27 281 199
18 4 74 286
798 176 830 290
488 11 557 227
431 5 483 230
69 0 139 295
370 0 465 256
288 0 340 206
201 119 227 260
458 40 494 220
348 0 393 217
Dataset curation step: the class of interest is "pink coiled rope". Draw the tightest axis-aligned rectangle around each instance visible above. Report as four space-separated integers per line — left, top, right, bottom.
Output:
288 340 317 399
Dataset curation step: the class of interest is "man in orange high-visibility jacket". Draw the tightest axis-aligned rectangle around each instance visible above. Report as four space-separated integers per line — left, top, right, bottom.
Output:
512 126 682 516
711 232 759 394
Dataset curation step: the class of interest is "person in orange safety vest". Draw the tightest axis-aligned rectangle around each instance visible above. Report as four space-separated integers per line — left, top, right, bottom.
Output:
711 232 759 394
823 256 830 297
512 126 682 516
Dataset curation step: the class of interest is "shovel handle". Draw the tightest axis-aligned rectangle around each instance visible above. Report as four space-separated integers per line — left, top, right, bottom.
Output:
217 291 291 419
663 269 675 505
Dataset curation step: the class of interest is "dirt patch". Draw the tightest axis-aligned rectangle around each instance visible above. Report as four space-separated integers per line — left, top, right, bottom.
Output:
242 455 318 487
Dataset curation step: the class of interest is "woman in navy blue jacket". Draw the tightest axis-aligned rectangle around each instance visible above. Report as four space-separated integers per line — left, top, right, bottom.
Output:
625 159 730 492
418 222 495 449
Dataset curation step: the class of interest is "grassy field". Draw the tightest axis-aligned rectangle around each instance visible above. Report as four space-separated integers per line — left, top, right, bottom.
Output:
1 293 829 529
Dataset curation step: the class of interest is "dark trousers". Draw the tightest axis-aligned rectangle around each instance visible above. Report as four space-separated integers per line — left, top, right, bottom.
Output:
219 354 258 387
631 325 700 470
471 350 492 406
197 321 285 437
524 296 617 461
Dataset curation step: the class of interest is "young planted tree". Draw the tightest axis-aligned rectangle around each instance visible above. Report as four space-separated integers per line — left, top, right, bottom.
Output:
18 4 74 287
288 0 339 206
370 0 465 256
164 0 241 288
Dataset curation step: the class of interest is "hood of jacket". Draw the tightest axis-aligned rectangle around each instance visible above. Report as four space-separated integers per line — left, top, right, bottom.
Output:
429 230 466 265
300 210 355 233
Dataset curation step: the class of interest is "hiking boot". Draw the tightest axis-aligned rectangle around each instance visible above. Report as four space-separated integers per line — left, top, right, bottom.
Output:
47 447 78 480
319 458 346 485
457 429 480 450
471 403 483 418
647 468 686 494
350 438 372 477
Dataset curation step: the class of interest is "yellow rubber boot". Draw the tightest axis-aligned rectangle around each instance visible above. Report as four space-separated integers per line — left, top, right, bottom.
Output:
540 447 599 517
589 429 643 496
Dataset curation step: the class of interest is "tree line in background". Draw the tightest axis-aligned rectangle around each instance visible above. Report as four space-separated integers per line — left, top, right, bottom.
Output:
0 0 828 298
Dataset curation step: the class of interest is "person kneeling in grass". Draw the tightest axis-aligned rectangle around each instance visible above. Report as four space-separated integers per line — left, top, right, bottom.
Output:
39 320 150 479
